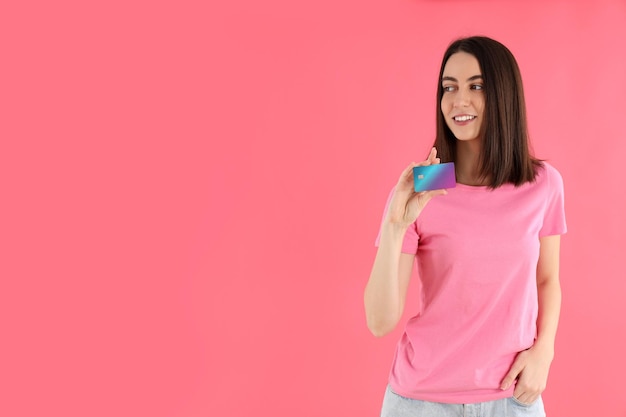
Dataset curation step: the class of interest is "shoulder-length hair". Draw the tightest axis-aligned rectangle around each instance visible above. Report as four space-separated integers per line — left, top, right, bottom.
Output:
433 36 541 188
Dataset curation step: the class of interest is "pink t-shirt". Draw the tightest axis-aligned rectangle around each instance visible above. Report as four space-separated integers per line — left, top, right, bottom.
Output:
375 162 567 404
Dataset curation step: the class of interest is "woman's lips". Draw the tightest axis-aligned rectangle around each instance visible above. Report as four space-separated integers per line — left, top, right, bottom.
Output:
452 115 476 126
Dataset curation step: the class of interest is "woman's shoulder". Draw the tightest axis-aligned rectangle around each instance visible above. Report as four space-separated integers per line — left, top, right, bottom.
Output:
535 161 563 182
534 161 565 192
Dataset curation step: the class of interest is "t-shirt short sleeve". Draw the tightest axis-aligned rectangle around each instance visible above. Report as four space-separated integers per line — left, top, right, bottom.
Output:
539 164 567 237
374 188 420 254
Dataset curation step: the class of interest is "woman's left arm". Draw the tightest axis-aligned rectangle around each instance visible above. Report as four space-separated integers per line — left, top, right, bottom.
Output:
500 235 562 404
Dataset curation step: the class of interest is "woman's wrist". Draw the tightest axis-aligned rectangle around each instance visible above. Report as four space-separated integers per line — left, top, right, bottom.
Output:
380 220 410 240
531 339 555 361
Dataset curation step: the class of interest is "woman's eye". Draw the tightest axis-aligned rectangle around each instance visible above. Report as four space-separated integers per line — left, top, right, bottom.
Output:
443 85 456 92
471 84 483 90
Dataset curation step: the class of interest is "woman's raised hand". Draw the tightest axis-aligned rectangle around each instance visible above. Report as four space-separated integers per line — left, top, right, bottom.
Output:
385 148 448 228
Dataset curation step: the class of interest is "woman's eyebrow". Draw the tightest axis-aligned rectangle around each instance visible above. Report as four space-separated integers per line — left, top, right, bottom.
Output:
441 75 483 82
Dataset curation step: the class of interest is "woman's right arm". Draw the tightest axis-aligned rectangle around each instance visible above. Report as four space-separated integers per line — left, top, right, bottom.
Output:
364 225 416 337
364 148 446 337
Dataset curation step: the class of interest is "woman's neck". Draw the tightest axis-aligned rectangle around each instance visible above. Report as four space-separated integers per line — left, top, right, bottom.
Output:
455 140 490 186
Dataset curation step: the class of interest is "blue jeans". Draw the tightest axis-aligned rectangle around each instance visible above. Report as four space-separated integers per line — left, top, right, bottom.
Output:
381 385 546 417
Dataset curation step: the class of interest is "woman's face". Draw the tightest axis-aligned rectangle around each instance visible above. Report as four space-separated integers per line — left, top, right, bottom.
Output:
440 52 485 142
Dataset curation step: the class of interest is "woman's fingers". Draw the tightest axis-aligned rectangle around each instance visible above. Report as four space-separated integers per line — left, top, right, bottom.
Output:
401 161 419 178
407 191 439 214
422 148 442 167
427 147 437 163
401 148 441 179
396 147 444 198
395 162 418 192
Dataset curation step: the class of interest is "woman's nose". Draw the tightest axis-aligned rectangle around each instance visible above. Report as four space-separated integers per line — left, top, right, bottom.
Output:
454 89 470 107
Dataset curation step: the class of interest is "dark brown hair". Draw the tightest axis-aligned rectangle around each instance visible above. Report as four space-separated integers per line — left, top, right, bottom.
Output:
433 36 541 188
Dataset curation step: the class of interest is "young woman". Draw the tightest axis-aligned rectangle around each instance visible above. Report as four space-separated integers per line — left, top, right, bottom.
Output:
364 36 566 416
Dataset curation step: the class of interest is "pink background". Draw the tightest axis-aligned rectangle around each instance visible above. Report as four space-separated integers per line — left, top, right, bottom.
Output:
2 0 625 416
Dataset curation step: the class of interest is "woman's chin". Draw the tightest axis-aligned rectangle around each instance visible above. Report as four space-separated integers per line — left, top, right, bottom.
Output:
454 135 481 142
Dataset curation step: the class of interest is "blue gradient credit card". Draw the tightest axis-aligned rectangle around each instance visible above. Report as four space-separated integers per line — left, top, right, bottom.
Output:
413 162 456 192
